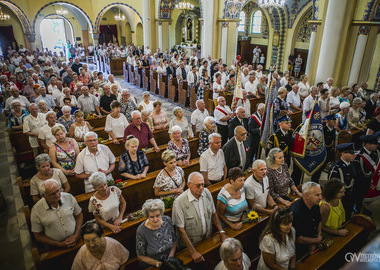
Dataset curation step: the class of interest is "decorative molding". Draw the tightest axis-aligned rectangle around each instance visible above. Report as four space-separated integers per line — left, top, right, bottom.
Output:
0 0 32 34
217 18 240 22
363 0 378 21
285 0 312 28
158 0 203 19
221 21 229 28
359 25 371 35
351 20 380 25
310 24 317 32
307 19 322 25
157 21 163 26
93 33 100 40
25 33 36 42
296 8 312 42
223 0 245 19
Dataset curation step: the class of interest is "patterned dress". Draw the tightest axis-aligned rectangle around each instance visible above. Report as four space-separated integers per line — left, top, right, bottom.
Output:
151 110 168 130
58 115 75 132
54 139 76 170
197 76 210 100
167 139 190 161
153 167 184 199
197 129 216 156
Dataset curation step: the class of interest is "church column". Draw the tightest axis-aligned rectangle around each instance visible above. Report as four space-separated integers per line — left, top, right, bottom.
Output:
168 21 172 50
305 25 317 77
157 21 163 50
202 0 215 58
220 22 229 62
142 0 151 49
82 30 89 55
347 26 370 86
25 33 36 52
315 0 348 83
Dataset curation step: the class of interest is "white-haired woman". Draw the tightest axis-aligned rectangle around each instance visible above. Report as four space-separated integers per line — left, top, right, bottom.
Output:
119 135 149 180
156 60 166 74
30 153 70 202
7 100 29 131
69 110 93 147
329 87 341 114
167 125 191 166
335 102 350 132
38 99 49 116
105 100 129 144
120 89 137 122
111 83 120 100
169 107 190 139
138 91 154 113
215 238 251 270
266 148 302 208
154 150 185 198
198 116 217 156
59 87 78 107
58 105 75 132
347 97 365 131
88 172 127 234
136 199 177 269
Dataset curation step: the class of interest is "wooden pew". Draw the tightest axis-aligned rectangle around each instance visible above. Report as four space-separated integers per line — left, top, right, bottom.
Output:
158 73 167 97
109 58 127 75
168 77 178 102
92 127 108 140
189 83 199 110
203 87 213 115
178 79 188 107
248 96 265 114
86 117 106 129
128 64 134 84
290 110 302 130
220 92 233 108
150 70 158 94
134 67 140 87
142 68 150 91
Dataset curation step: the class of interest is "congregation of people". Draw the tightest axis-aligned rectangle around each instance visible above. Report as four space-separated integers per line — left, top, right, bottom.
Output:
2 42 380 270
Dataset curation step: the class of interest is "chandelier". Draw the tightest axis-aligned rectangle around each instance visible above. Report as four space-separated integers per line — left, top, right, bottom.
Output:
114 8 125 21
56 6 68 16
0 7 10 21
175 0 194 11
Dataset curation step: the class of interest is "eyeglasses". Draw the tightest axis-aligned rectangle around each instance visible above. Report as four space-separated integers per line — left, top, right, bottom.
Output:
191 183 204 188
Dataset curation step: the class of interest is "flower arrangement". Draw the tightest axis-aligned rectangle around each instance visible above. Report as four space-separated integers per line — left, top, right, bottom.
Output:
125 210 144 221
107 179 124 188
242 210 259 224
85 113 98 119
162 196 175 209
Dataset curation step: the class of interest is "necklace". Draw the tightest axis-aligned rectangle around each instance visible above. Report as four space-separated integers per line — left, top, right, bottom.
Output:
275 166 282 174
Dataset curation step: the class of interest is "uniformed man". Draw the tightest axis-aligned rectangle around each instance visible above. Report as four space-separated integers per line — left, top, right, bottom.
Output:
311 113 337 183
328 143 358 219
352 132 380 213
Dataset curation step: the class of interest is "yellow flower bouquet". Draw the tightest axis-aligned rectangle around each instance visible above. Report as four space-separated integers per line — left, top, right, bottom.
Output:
242 210 259 224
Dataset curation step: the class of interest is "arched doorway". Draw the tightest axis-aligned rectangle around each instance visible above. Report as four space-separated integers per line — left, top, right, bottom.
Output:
136 23 143 46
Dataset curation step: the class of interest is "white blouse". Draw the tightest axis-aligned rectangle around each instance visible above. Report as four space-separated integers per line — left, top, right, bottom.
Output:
298 82 310 98
88 187 122 222
213 82 225 100
105 114 129 139
138 100 154 113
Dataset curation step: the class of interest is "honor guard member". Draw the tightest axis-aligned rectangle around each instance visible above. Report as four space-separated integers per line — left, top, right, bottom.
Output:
353 132 380 213
328 143 358 219
311 113 337 183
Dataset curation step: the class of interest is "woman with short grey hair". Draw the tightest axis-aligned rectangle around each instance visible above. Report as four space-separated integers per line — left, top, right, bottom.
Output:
58 105 75 132
215 237 251 270
347 97 365 131
197 116 218 156
88 171 127 234
30 153 70 203
169 106 190 139
167 125 191 166
136 199 177 269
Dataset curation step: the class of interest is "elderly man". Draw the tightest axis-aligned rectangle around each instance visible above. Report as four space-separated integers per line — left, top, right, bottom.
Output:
223 126 251 172
302 86 318 122
245 71 258 98
191 99 209 135
291 182 322 258
75 132 116 192
176 61 188 81
107 74 122 92
77 86 102 118
244 160 277 215
172 172 227 263
99 84 116 115
236 90 251 117
24 103 47 156
31 179 83 248
4 86 31 115
38 111 62 153
123 110 160 152
35 87 56 110
215 238 251 270
52 80 64 105
32 73 45 88
248 103 265 160
200 133 227 186
71 57 82 75
63 68 74 87
324 77 334 94
228 106 248 139
287 84 302 112
23 77 36 101
214 96 233 145
240 68 249 89
365 93 379 120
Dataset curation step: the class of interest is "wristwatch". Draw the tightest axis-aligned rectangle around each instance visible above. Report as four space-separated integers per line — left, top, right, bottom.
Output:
219 230 226 234
156 261 160 268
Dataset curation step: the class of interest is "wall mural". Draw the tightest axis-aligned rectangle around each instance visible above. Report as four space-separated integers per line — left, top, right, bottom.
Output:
296 8 312 42
284 0 312 28
223 0 246 19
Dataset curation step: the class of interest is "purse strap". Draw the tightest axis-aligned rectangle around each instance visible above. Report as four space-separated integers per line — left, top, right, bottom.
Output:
164 168 180 188
54 141 76 163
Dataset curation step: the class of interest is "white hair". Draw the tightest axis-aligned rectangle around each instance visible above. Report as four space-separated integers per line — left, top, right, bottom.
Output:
219 238 243 261
188 171 204 183
40 179 60 196
38 99 47 105
257 103 265 111
209 132 222 143
302 181 320 194
170 125 182 134
252 159 266 170
339 102 350 110
45 111 56 119
203 116 215 125
61 105 71 113
89 171 107 188
131 110 141 118
142 199 165 217
84 131 98 141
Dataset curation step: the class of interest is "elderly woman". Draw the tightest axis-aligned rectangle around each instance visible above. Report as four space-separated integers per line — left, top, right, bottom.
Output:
217 168 248 231
72 221 129 270
197 69 210 101
167 126 191 166
97 72 108 88
105 100 129 144
110 84 120 100
58 105 75 132
215 238 251 270
141 110 154 131
367 107 380 135
49 125 79 176
119 136 149 180
266 148 302 208
335 102 350 132
258 207 296 270
320 179 348 236
138 91 154 113
30 154 70 203
338 86 350 103
136 199 177 269
38 99 49 116
120 89 137 122
347 97 365 131
298 75 310 100
7 100 29 131
169 107 190 139
274 87 292 126
69 110 92 147
88 172 127 234
151 100 168 130
329 87 341 114
59 87 78 107
154 150 185 198
198 116 217 156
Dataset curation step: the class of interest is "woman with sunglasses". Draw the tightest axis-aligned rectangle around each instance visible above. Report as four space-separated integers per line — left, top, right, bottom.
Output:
257 207 296 270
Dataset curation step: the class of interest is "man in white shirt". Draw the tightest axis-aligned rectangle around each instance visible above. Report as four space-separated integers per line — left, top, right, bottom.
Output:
4 86 31 114
107 74 122 92
200 133 227 185
255 65 263 80
74 131 116 193
236 90 251 116
187 65 198 85
287 84 302 112
38 112 62 152
214 96 233 145
324 77 334 95
245 71 259 98
198 60 209 77
244 160 277 214
191 100 209 135
189 51 198 66
302 86 318 122
241 68 249 89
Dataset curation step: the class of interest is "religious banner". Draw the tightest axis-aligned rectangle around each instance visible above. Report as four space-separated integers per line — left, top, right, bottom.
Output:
291 102 327 175
260 79 275 148
231 56 243 110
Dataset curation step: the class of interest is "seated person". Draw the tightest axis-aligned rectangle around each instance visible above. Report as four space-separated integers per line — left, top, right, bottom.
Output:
167 125 191 166
49 125 79 176
38 111 61 153
154 150 185 199
198 116 218 156
217 167 248 231
291 182 322 258
105 100 129 144
169 107 190 139
258 207 296 270
7 100 29 131
30 154 70 203
88 172 126 234
119 135 149 180
31 179 83 248
141 110 154 131
244 160 278 215
57 105 75 132
150 101 168 130
320 179 348 236
136 199 177 269
68 110 93 148
172 172 227 263
266 148 302 207
72 221 129 269
215 238 251 270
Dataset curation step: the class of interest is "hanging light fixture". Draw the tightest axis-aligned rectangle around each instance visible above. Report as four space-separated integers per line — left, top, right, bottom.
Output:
115 7 125 21
175 0 194 12
258 0 285 14
56 5 68 16
0 6 10 21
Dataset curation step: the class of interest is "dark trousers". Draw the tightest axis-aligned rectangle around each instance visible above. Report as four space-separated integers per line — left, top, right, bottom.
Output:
311 148 335 183
342 189 355 219
216 123 229 146
291 161 303 187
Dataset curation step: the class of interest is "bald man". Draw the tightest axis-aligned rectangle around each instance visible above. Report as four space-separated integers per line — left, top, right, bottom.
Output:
228 106 248 139
223 126 251 172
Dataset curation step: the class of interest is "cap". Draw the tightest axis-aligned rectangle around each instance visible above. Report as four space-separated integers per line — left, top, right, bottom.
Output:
336 143 355 153
325 114 336 121
360 133 380 144
278 114 292 123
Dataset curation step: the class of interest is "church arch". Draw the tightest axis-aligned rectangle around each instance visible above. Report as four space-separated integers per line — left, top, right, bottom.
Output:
0 0 32 34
